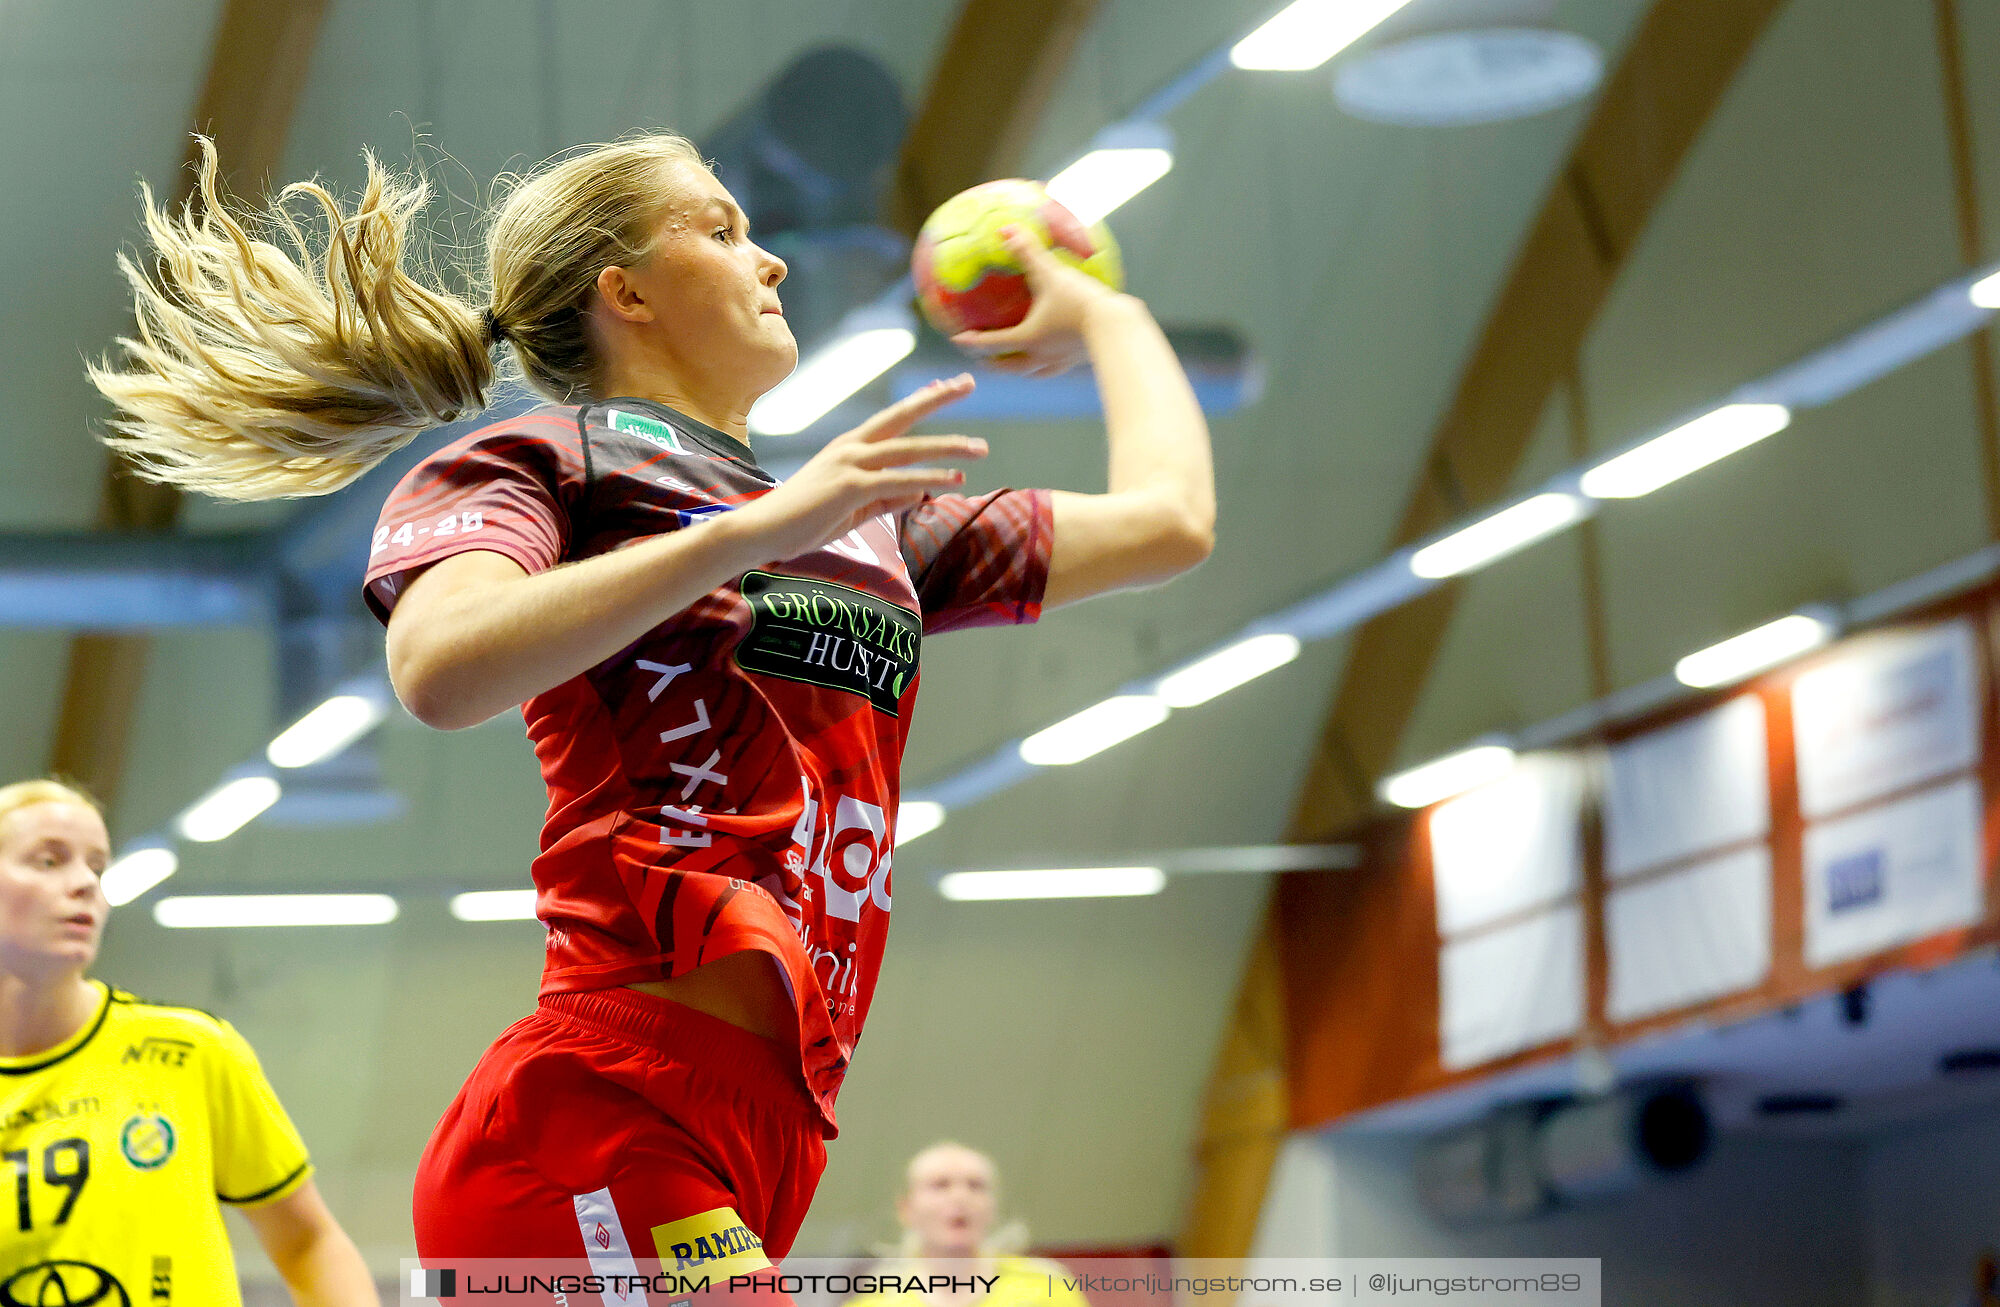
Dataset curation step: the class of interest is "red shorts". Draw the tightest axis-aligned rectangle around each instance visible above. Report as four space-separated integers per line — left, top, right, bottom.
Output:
414 986 827 1275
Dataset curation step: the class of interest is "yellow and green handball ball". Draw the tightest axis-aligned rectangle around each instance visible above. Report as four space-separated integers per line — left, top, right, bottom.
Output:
911 179 1124 338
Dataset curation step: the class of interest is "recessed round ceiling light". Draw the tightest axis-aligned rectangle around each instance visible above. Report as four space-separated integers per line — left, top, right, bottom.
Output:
1335 27 1604 127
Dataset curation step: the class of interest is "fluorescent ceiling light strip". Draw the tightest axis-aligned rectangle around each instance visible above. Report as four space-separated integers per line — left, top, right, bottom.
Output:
154 893 399 928
1156 633 1301 707
1019 695 1170 766
1046 148 1174 225
449 889 539 922
1674 613 1833 689
1409 493 1585 579
937 866 1167 901
267 694 387 769
895 801 945 847
750 327 917 436
1972 269 2000 310
1378 743 1516 809
1762 286 1991 409
1580 403 1792 500
175 776 281 843
1230 0 1415 72
101 847 178 908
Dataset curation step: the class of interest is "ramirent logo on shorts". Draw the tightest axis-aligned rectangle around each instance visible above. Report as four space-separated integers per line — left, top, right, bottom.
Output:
736 571 920 715
649 1207 771 1275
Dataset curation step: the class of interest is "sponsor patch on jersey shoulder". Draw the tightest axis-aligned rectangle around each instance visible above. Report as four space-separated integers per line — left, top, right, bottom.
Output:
736 571 919 715
649 1206 771 1275
607 408 688 453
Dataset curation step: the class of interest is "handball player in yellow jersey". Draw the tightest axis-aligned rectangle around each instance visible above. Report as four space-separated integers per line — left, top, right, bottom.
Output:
847 1143 1088 1307
0 779 379 1306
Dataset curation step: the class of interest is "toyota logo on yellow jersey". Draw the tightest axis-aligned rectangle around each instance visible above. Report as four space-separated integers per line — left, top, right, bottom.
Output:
0 1260 131 1307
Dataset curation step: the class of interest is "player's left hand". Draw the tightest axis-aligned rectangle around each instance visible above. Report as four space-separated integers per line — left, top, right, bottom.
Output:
951 225 1123 376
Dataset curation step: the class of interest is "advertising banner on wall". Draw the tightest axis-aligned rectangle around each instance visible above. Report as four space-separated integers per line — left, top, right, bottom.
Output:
1607 846 1772 1021
1791 620 1980 820
1603 697 1770 881
1430 756 1588 1068
1802 775 1984 967
1285 579 2000 1131
1429 754 1586 937
1439 904 1584 1070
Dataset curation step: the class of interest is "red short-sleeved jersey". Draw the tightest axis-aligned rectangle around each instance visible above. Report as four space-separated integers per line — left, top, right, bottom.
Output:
364 400 1051 1130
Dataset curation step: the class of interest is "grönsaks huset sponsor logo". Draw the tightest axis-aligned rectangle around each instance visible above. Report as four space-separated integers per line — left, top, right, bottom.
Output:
607 408 689 454
735 572 919 715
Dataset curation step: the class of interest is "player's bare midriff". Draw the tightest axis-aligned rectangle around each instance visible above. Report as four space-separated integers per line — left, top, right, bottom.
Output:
626 948 795 1042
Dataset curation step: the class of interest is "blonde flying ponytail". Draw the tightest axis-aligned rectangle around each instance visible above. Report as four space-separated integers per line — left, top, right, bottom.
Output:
90 131 709 501
90 138 492 500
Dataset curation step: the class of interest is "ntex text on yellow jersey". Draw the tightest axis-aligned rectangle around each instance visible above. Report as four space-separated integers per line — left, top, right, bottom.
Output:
0 981 312 1307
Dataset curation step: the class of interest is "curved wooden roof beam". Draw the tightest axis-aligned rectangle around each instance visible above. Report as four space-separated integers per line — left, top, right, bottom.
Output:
1289 0 1792 845
887 0 1104 237
1182 0 1793 1259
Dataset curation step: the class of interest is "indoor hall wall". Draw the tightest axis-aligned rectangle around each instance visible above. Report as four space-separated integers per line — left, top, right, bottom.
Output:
93 829 1274 1269
1581 0 1993 671
1863 1099 2000 1307
1401 0 2000 770
0 0 227 533
1246 1099 2000 1307
0 632 77 788
98 621 564 1269
1277 1128 1870 1306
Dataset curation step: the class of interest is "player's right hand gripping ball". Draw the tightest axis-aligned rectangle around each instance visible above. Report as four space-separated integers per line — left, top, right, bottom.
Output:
912 180 1124 338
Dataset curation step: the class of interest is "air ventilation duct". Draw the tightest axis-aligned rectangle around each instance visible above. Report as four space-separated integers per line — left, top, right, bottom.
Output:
1333 0 1602 127
1416 1085 1711 1223
890 325 1261 422
1413 1102 1548 1224
702 47 913 349
702 45 908 235
1537 1085 1710 1203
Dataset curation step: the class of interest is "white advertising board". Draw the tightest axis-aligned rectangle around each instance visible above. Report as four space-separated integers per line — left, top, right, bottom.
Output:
1430 754 1585 938
1604 697 1770 880
1803 776 1985 968
1607 845 1772 1021
1793 621 1980 820
1439 904 1584 1070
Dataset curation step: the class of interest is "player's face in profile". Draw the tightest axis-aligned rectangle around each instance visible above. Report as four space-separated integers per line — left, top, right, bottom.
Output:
899 1145 998 1257
0 802 110 979
629 160 796 401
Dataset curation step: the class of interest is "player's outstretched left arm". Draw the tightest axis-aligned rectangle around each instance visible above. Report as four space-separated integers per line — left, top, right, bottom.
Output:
954 225 1216 607
242 1180 381 1306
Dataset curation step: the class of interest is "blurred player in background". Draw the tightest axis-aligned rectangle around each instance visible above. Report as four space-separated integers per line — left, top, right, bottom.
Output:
0 779 378 1306
89 131 1214 1269
847 1142 1086 1307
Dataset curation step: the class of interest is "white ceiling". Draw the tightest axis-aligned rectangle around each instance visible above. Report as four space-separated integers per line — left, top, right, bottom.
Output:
2 0 1997 1271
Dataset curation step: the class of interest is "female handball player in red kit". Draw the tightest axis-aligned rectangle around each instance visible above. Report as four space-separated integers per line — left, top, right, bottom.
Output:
91 132 1213 1267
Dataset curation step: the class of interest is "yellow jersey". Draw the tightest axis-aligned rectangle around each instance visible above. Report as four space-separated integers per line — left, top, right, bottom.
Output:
847 1256 1090 1307
0 981 313 1306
